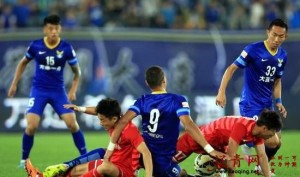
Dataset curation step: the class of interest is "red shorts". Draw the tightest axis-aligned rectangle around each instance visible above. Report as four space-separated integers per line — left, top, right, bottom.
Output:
88 160 136 177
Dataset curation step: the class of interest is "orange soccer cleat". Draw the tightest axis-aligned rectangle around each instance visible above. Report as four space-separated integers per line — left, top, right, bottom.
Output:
25 159 41 177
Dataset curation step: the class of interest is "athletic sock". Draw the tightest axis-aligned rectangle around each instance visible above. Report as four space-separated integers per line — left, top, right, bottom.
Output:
72 129 87 155
63 148 105 168
265 145 280 161
22 132 34 160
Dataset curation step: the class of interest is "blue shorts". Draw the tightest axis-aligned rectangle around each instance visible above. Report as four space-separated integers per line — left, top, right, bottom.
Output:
26 86 73 117
239 106 274 120
152 155 181 177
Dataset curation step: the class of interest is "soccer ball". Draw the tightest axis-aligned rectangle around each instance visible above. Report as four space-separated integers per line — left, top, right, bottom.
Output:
194 154 216 176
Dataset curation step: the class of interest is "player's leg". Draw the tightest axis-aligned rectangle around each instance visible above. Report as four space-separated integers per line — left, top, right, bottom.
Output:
264 131 281 161
81 159 120 177
21 88 47 167
50 89 87 155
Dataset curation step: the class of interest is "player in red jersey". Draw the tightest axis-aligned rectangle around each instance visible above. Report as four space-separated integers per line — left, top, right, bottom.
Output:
174 110 282 177
25 98 152 177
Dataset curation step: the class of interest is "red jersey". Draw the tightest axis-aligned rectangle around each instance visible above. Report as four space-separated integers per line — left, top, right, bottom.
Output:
110 121 144 175
176 116 264 161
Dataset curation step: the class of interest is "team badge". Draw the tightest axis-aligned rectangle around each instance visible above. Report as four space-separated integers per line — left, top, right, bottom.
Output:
277 58 283 67
56 50 64 59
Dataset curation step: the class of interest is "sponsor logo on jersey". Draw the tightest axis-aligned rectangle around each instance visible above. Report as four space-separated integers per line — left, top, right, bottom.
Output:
241 50 247 58
261 59 268 62
38 51 46 55
182 102 189 108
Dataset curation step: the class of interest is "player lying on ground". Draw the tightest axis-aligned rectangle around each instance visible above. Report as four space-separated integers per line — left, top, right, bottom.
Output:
173 110 282 177
25 98 152 177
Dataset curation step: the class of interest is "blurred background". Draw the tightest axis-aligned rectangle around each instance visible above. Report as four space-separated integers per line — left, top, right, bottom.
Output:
1 0 300 132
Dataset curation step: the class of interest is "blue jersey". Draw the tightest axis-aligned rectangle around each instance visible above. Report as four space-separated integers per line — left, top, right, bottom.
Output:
129 92 190 156
25 38 78 89
234 41 287 111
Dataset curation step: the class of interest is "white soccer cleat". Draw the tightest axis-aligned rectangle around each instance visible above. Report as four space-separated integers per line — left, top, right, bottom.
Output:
18 159 26 169
254 165 276 177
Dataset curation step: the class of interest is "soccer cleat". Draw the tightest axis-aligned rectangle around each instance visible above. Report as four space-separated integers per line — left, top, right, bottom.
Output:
254 165 276 177
43 164 68 177
25 159 41 177
18 159 26 168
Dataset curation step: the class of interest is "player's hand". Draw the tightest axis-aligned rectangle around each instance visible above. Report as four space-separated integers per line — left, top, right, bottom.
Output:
68 91 76 101
209 150 231 160
63 104 80 111
7 84 17 97
276 103 287 118
216 92 226 108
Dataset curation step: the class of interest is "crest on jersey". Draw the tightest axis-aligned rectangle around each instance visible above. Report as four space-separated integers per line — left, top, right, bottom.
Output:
56 50 64 59
182 102 189 108
277 58 283 67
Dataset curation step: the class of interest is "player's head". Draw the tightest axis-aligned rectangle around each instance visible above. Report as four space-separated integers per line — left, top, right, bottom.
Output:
43 14 61 43
266 18 288 50
255 110 282 139
95 98 121 130
145 65 167 90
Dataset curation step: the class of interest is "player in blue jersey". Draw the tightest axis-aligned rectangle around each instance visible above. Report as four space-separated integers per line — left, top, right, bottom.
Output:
7 14 87 167
216 18 288 174
104 65 228 177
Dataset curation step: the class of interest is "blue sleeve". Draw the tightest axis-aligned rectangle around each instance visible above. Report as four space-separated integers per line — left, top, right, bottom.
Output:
128 98 141 115
176 95 190 117
275 51 287 78
25 42 35 60
67 45 78 66
233 44 254 69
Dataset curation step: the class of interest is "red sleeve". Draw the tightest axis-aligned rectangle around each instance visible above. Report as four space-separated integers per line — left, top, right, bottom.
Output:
125 124 144 148
254 138 264 146
230 123 247 144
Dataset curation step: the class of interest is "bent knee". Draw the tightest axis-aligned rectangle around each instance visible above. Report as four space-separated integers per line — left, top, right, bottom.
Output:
265 138 281 148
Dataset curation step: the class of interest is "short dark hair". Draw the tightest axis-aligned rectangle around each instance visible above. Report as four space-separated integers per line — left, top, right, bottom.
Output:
145 66 165 89
95 98 121 120
43 14 61 26
257 110 282 130
268 18 288 32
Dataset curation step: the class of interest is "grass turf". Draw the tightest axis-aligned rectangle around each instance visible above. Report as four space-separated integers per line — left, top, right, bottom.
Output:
0 130 299 177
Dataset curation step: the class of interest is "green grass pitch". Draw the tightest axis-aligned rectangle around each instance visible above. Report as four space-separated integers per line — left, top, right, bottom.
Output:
0 131 299 177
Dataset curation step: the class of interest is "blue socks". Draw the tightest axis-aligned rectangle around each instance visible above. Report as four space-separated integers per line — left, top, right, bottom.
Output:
72 129 87 155
63 148 105 168
22 132 34 160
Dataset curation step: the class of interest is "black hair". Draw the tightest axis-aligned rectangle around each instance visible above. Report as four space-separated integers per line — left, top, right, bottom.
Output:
43 14 61 26
145 65 165 89
257 110 282 130
268 18 288 32
95 98 121 120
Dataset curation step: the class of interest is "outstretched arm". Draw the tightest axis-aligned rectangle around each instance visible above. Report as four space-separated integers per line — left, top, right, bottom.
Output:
180 115 229 160
68 64 81 101
63 104 97 115
8 57 30 97
226 138 240 177
137 142 153 177
216 64 238 108
254 144 271 177
273 78 287 118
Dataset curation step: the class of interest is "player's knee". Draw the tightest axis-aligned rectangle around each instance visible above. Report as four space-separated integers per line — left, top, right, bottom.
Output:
66 122 79 132
25 125 38 135
265 137 280 148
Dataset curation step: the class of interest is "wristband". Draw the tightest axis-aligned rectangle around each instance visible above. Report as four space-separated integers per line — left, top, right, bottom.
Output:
275 98 282 104
78 106 87 112
107 141 116 151
204 144 214 153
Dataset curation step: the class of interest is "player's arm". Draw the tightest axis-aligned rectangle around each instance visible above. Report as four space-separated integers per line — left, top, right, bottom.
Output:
63 104 97 115
179 115 229 159
8 57 30 97
254 144 271 177
104 110 137 160
226 138 240 177
273 78 287 118
216 63 239 108
136 142 153 177
68 64 81 101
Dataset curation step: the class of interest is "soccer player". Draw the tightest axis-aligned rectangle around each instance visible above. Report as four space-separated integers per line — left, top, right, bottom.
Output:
105 65 229 177
174 110 282 177
25 98 153 177
7 14 86 167
215 18 288 165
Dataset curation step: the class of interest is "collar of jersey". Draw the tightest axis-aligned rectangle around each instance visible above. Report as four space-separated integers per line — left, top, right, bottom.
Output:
264 40 277 56
151 91 167 94
44 37 61 49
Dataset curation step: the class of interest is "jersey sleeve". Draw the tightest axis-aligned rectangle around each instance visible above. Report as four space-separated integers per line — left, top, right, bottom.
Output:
229 123 247 144
176 95 190 117
25 42 35 60
128 98 142 115
275 50 287 78
233 44 254 69
253 138 264 146
66 45 78 66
